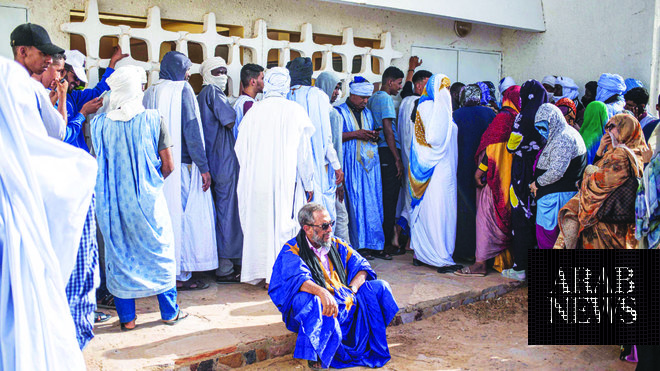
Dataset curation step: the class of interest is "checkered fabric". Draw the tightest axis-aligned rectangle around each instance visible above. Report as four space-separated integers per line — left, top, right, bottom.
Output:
65 195 99 349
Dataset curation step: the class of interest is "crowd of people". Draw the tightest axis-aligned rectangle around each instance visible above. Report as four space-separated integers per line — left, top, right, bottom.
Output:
5 20 660 369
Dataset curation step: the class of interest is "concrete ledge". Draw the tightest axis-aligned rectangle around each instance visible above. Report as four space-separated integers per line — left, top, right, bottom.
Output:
84 254 521 370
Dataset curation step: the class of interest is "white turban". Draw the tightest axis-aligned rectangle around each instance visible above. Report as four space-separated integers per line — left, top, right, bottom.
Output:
105 66 146 122
556 76 579 101
541 75 556 87
499 76 516 94
349 77 374 96
263 67 291 98
200 57 228 89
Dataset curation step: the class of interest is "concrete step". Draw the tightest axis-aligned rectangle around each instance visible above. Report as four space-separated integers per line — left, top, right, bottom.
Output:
83 253 522 370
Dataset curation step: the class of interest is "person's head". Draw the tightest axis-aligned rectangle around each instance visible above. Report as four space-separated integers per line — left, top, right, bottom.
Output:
105 65 146 122
412 70 432 96
63 49 89 92
315 71 342 103
38 53 65 89
381 66 404 95
624 87 650 118
286 57 313 87
459 84 482 108
555 97 577 129
520 79 548 112
450 82 465 110
348 76 373 109
541 75 556 95
534 103 566 141
499 77 515 95
200 57 228 90
582 81 598 107
240 63 265 94
596 73 625 103
263 67 290 98
603 113 644 149
159 51 192 82
11 23 64 75
298 203 334 248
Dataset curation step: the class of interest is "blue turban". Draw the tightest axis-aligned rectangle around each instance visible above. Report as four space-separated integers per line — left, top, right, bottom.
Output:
349 76 373 96
624 78 644 93
159 51 191 81
595 73 625 102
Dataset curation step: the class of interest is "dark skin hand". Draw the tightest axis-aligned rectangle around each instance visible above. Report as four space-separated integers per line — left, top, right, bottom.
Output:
80 97 103 116
336 186 344 203
474 168 486 188
342 129 379 142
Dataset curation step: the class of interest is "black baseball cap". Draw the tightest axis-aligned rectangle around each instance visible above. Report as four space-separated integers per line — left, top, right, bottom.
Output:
10 23 65 55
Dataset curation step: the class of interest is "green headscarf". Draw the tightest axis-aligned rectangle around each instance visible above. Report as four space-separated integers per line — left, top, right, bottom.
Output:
579 101 609 163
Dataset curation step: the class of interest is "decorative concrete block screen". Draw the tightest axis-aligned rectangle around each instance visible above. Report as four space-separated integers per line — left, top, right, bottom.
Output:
61 0 403 97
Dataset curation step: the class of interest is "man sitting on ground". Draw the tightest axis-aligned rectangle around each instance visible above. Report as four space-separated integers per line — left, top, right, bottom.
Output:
269 203 399 369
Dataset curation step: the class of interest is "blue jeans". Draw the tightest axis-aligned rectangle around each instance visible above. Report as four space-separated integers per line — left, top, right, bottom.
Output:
114 287 179 323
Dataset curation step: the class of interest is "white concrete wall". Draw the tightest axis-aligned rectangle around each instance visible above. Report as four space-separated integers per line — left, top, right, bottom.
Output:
319 0 545 31
5 0 503 80
502 0 659 111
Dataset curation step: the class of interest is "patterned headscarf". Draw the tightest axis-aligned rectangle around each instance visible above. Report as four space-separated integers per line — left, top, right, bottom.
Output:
555 97 577 129
459 84 482 107
477 82 492 106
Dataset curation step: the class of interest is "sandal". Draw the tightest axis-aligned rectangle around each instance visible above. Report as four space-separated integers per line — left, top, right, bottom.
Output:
388 246 407 256
454 266 486 277
372 251 393 260
95 311 112 323
358 249 374 260
176 279 209 291
307 359 325 370
97 294 115 310
163 310 189 326
120 316 137 331
437 264 463 274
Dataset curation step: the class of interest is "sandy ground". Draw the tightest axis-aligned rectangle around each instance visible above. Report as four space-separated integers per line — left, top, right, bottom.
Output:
237 288 636 370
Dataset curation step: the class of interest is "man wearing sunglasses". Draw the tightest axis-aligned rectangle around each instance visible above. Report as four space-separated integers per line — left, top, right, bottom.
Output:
269 203 398 369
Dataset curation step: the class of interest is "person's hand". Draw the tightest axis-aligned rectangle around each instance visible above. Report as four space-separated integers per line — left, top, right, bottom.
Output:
597 133 612 156
80 97 103 116
395 158 404 179
317 289 339 318
201 172 211 192
408 56 422 71
56 79 68 99
642 145 654 163
334 169 344 185
49 88 58 106
336 186 344 203
108 46 129 69
356 129 378 142
529 181 538 198
474 170 486 188
306 191 314 202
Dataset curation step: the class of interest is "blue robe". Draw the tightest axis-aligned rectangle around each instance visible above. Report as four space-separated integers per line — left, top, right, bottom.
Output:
269 237 398 368
337 104 385 250
91 109 176 299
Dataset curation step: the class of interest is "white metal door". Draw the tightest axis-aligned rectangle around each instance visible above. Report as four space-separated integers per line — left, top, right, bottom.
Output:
0 6 29 59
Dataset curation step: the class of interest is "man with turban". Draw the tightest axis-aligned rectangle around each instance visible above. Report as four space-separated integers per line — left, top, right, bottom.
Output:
235 67 315 287
197 57 244 283
91 65 186 330
541 75 556 102
596 73 626 118
337 76 385 260
315 71 351 243
144 51 217 291
286 57 344 223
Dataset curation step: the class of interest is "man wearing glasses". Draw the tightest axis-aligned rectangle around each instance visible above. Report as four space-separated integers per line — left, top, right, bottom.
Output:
269 203 398 370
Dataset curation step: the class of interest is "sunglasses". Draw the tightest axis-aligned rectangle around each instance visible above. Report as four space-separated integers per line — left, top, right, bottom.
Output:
307 220 335 231
605 123 616 131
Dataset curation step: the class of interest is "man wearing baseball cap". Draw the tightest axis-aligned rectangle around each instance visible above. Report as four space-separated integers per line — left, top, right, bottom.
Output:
11 23 65 76
11 23 66 139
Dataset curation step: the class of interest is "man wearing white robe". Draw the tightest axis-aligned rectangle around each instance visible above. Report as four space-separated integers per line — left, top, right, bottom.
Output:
0 56 94 370
235 67 315 285
143 51 217 290
286 57 344 221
